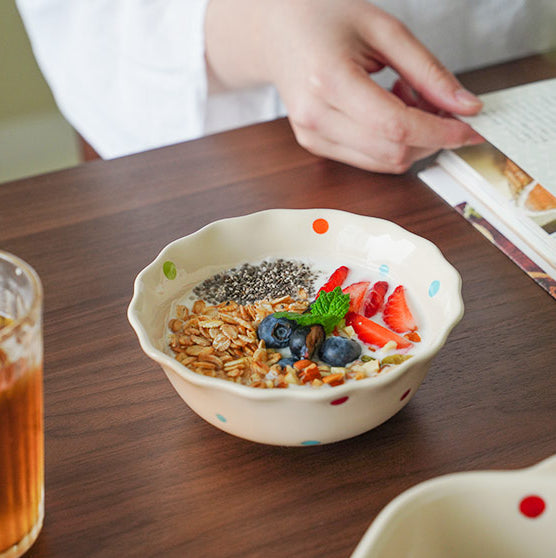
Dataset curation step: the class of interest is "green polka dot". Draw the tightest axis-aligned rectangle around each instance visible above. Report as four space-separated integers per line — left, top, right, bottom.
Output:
163 261 177 280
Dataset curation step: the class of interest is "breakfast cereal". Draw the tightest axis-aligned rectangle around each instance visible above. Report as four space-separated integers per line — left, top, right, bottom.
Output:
167 259 421 388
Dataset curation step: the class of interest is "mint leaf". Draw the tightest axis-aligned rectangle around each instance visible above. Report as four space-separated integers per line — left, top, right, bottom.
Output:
312 287 350 317
274 287 350 334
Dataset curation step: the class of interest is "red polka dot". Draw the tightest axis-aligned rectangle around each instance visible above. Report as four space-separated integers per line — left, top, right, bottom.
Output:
331 396 349 406
313 218 329 234
519 495 546 518
400 388 411 401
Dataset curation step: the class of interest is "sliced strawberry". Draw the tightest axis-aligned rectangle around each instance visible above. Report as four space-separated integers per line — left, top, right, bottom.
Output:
345 312 413 349
317 265 349 296
342 281 370 313
383 285 417 333
363 280 389 317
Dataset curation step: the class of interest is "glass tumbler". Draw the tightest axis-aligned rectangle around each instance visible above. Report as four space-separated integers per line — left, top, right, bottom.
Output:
0 251 44 557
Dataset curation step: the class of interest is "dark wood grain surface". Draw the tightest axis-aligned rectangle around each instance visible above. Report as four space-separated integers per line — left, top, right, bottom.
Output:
2 52 555 558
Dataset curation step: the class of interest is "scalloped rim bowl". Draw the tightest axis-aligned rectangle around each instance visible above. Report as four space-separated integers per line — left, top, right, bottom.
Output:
127 209 464 446
351 454 556 558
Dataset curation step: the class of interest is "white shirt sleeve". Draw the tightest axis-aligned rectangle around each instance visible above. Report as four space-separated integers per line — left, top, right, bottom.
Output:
15 0 556 160
16 0 215 159
372 0 556 85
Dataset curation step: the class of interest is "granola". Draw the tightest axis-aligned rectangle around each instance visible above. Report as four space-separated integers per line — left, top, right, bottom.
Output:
167 293 380 389
166 261 420 389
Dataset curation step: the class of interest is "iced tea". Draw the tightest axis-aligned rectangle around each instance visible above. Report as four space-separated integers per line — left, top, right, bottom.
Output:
0 252 43 558
0 355 44 556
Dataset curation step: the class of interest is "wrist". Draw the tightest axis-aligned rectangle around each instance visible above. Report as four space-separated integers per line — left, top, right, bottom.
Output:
205 0 276 91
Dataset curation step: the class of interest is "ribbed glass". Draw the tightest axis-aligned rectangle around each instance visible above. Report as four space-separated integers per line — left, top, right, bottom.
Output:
0 251 44 558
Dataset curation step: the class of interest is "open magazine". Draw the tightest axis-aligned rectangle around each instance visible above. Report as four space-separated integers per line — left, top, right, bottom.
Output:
419 78 556 300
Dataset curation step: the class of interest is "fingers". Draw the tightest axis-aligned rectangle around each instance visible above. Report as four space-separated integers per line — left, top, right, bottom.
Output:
359 7 483 117
391 78 441 114
290 100 436 171
292 124 434 174
391 79 485 143
290 55 484 172
324 62 484 150
290 97 450 173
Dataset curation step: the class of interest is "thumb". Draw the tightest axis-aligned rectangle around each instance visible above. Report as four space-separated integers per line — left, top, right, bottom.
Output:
366 10 483 115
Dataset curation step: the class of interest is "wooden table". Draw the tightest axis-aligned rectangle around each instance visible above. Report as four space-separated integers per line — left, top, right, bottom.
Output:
2 52 555 558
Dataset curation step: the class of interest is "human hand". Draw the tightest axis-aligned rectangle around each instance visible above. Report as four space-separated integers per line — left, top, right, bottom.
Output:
206 0 484 173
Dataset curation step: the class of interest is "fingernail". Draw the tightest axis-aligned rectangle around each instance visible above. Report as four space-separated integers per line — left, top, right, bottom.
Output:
455 88 482 108
465 132 486 145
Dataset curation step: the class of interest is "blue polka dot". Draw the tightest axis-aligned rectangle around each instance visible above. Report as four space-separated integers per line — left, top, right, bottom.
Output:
428 280 440 297
379 264 389 276
301 440 321 446
216 413 227 423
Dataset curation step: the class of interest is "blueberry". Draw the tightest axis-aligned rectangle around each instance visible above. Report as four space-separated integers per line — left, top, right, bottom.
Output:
257 314 297 348
289 324 325 360
319 336 362 367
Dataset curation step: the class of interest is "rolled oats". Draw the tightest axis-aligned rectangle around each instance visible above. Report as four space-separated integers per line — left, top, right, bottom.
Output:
212 334 231 352
220 324 238 339
167 283 383 389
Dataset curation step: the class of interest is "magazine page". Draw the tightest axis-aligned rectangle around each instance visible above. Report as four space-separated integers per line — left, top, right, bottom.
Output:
418 78 556 298
418 164 556 300
458 78 556 198
436 144 556 267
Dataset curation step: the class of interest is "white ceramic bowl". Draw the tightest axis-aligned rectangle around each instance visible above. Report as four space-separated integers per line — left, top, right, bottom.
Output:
127 209 463 446
351 454 556 558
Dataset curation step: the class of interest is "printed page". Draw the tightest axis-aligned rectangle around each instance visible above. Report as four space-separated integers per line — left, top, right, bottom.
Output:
418 165 556 299
458 78 556 198
435 144 556 267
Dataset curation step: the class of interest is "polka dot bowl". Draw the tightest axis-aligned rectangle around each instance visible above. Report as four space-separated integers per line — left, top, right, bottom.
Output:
127 208 463 446
351 454 556 558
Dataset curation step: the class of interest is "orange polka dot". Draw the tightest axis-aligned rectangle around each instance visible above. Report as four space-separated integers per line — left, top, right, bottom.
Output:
312 218 329 234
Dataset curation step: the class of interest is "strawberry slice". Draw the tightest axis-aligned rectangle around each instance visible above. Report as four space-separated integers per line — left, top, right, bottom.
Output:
345 312 413 349
383 285 417 333
342 281 370 313
317 266 349 296
363 280 389 318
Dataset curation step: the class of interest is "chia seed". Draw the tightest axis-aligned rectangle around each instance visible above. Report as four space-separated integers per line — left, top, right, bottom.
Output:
192 259 319 305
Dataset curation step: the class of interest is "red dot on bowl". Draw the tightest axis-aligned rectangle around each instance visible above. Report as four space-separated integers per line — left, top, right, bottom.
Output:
313 218 329 234
400 388 411 401
519 495 546 518
331 396 349 406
